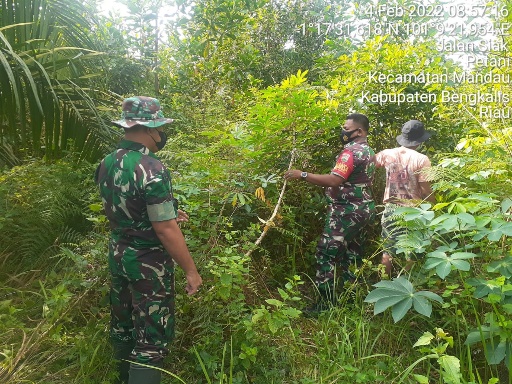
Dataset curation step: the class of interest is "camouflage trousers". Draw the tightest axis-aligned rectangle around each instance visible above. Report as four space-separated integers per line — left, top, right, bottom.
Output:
109 251 175 365
315 201 375 291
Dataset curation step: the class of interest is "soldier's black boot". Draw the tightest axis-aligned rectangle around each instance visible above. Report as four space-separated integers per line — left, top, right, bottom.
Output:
112 339 135 384
128 361 163 384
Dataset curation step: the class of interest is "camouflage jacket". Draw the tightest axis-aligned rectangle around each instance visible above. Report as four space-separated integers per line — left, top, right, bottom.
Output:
94 140 177 270
326 140 376 205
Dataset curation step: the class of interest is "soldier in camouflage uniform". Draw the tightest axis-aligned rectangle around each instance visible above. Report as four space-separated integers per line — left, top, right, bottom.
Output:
94 96 202 384
285 113 376 313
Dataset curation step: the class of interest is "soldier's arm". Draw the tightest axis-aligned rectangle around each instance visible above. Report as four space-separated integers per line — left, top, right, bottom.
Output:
151 219 202 295
285 171 346 187
284 148 353 187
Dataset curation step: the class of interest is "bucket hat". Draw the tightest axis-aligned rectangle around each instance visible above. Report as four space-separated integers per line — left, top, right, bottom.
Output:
396 120 431 146
112 96 173 129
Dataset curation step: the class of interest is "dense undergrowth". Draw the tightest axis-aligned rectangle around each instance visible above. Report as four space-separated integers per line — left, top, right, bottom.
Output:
1 111 512 383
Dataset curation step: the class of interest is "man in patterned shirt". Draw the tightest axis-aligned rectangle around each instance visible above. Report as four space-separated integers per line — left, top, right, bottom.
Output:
95 96 202 384
375 120 435 277
285 113 376 313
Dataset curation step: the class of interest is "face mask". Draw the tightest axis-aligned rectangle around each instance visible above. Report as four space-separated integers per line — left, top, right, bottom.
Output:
148 129 168 151
340 129 358 145
156 130 167 150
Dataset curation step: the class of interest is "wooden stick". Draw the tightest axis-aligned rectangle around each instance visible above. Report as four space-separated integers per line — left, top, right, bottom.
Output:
245 149 297 257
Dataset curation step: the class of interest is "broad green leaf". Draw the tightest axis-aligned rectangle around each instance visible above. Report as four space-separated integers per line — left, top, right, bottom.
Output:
281 307 301 318
413 331 435 347
499 223 512 236
415 291 444 304
486 293 502 304
268 317 279 334
450 260 471 271
391 296 412 323
393 276 415 293
402 211 423 221
501 198 512 213
424 258 446 270
450 252 477 260
466 278 487 287
277 288 289 300
426 250 447 259
436 262 452 279
474 284 497 299
265 299 282 307
413 374 429 384
486 340 507 364
473 230 490 241
372 279 411 292
487 257 512 277
430 213 451 226
466 194 498 203
454 202 467 213
475 216 492 228
403 209 434 222
364 288 407 303
502 304 512 314
487 230 503 242
412 295 432 317
442 216 459 231
456 212 475 225
438 355 461 384
465 328 493 345
374 295 408 315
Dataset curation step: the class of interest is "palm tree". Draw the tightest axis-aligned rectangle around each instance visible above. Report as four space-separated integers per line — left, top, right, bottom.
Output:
0 0 120 166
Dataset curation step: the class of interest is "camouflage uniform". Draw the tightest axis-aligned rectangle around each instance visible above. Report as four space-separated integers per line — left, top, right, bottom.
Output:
94 139 178 365
315 140 376 292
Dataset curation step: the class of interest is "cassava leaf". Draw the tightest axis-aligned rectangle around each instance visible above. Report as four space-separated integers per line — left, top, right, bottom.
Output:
413 295 433 317
391 296 412 322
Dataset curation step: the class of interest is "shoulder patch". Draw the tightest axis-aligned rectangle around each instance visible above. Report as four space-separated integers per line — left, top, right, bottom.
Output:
334 163 349 174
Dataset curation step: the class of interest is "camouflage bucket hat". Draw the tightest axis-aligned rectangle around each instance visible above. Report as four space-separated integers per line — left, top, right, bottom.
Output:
112 96 173 129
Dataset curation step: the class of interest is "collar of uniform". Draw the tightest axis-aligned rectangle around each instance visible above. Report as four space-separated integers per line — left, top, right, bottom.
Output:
117 139 159 159
345 138 368 148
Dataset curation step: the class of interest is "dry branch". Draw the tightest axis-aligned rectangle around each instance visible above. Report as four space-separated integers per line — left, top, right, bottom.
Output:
244 149 297 257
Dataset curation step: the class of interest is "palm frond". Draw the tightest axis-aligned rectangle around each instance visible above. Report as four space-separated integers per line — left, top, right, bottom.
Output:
0 0 119 162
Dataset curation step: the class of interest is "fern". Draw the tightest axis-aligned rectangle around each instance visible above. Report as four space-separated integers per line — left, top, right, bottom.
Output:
0 158 95 275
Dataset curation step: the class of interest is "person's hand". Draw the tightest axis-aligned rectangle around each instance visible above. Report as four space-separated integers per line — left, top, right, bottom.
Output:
185 271 202 295
284 169 302 181
177 209 189 223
